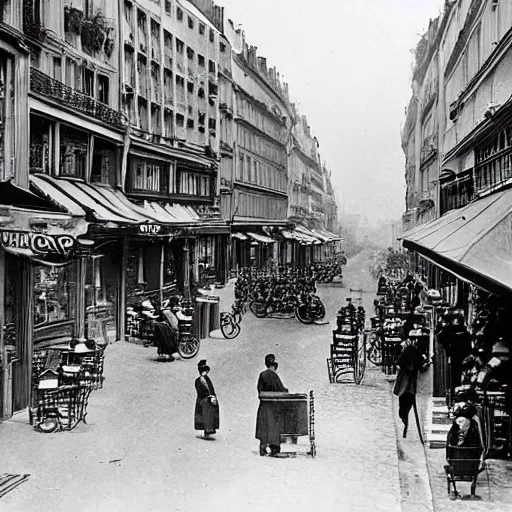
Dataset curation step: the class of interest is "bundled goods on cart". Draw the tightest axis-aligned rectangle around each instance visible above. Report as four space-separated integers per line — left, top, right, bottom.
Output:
335 298 365 335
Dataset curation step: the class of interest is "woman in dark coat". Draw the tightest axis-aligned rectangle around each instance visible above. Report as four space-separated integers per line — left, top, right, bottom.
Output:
194 359 219 439
255 354 289 456
393 338 423 438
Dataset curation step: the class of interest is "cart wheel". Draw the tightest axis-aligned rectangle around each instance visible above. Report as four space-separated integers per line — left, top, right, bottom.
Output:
37 417 59 433
250 301 267 318
220 313 241 339
295 304 314 324
354 333 366 385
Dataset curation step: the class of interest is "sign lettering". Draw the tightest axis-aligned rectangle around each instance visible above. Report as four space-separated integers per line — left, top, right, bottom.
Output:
0 231 75 256
139 224 161 234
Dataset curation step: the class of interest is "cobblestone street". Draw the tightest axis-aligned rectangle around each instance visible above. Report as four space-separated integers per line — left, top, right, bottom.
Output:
2 251 405 512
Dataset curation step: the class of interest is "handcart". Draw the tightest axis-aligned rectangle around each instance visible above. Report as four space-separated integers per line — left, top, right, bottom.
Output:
445 445 485 498
328 289 366 384
258 390 316 457
477 389 511 458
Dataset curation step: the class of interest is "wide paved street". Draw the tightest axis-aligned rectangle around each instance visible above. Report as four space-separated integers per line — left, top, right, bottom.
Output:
3 251 403 512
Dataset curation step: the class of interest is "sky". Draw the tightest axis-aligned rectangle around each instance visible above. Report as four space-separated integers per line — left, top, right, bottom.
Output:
218 0 444 225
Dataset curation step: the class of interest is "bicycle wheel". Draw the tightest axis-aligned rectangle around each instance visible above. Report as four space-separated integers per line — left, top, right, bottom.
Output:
295 304 314 324
178 335 200 359
250 301 267 318
220 314 241 339
367 333 383 366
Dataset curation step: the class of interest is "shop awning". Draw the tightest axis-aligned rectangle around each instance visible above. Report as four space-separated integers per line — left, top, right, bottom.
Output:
280 230 297 240
232 232 249 240
292 225 322 244
247 232 275 244
30 175 201 228
401 188 512 295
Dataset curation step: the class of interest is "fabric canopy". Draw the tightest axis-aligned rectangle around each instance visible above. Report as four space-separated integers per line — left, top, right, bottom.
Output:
247 232 275 244
232 232 248 240
401 188 512 294
30 175 200 227
292 225 321 244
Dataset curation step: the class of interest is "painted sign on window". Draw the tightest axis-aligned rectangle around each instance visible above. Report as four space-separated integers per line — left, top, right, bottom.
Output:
0 231 75 256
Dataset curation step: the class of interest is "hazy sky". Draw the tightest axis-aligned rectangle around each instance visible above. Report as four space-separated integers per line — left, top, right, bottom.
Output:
218 0 444 225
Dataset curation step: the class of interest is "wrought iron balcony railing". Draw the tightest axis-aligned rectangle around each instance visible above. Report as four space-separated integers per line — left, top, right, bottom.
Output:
30 68 126 128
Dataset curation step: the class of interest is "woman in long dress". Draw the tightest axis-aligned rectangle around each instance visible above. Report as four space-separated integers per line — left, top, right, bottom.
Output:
194 360 219 439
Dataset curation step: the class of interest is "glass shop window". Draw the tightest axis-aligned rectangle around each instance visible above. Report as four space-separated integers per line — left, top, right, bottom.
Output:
60 125 88 178
30 115 54 175
33 263 77 327
91 137 116 184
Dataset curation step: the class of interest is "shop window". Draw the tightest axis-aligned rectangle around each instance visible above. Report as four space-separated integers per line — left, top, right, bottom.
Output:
60 125 88 178
199 23 205 35
177 7 183 21
91 137 116 184
97 74 109 104
34 263 77 327
30 115 54 175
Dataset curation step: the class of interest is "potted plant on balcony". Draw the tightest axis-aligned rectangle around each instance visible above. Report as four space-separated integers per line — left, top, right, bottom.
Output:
81 11 108 55
64 6 84 35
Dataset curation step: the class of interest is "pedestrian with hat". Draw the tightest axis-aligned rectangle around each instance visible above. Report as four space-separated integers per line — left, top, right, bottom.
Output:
194 359 219 439
256 354 288 456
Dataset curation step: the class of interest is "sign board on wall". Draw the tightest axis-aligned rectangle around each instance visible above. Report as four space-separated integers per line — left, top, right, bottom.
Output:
139 225 161 235
0 231 75 256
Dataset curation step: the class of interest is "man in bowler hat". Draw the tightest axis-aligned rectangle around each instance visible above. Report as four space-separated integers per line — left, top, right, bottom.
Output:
255 354 288 456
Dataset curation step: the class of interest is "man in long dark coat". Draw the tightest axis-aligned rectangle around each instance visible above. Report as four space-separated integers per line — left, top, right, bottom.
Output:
255 354 288 456
194 359 219 439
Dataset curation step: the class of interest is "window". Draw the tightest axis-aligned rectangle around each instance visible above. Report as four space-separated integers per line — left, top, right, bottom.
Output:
188 16 193 29
91 137 116 184
130 158 165 192
198 87 205 99
30 115 53 175
164 69 173 104
124 47 135 86
199 23 205 35
137 10 148 52
150 19 160 60
187 81 194 94
200 176 210 196
177 7 183 21
187 46 194 60
82 67 94 96
138 55 148 96
138 98 148 131
52 56 62 81
220 42 226 53
164 30 173 67
187 118 194 129
198 54 205 67
151 104 161 135
176 38 184 54
176 113 184 127
208 60 216 73
209 28 214 43
97 74 109 104
164 109 174 138
34 264 77 327
60 126 88 178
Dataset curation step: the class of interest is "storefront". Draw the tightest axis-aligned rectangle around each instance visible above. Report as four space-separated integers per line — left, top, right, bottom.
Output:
0 181 89 419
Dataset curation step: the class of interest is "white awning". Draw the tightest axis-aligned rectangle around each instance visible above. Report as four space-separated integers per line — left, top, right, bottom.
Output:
232 232 248 240
247 232 275 244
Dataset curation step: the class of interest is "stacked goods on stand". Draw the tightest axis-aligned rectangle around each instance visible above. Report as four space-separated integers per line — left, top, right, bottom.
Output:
30 340 105 433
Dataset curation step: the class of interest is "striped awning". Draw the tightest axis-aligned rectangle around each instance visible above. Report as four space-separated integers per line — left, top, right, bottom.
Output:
247 232 275 244
30 175 199 227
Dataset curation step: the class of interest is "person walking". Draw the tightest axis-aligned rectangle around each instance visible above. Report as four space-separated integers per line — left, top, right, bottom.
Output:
393 337 423 438
255 354 288 456
194 359 219 439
